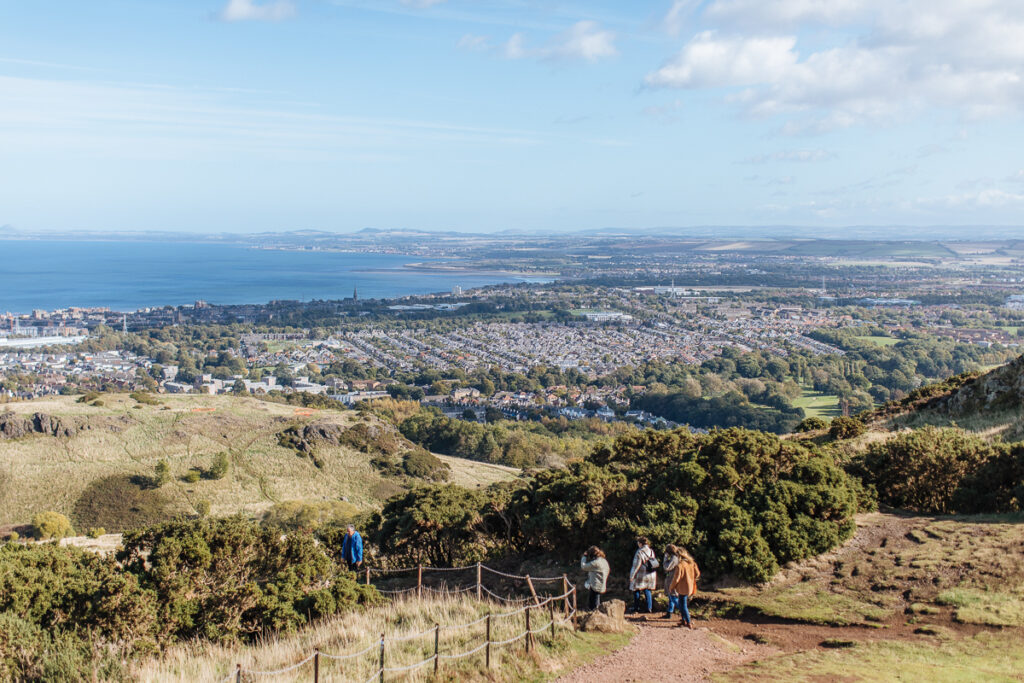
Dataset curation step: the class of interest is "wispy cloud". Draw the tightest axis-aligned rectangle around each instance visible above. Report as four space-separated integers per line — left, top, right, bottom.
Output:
503 21 617 63
219 0 296 22
0 74 543 162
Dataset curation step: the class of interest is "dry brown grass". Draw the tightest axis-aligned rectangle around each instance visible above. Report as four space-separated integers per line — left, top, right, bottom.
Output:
132 593 590 682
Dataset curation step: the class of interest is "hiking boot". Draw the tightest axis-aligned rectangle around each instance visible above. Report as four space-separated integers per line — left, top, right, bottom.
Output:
659 613 673 619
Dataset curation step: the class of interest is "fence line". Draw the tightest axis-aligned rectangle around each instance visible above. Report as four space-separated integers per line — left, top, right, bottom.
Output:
221 582 578 682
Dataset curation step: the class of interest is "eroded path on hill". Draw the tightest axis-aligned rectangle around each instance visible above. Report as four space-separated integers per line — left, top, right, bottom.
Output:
556 620 775 683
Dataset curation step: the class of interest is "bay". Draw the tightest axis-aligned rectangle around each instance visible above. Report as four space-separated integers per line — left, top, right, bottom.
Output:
0 240 547 314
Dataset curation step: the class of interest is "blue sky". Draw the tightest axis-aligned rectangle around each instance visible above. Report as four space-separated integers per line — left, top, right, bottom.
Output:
2 0 1023 234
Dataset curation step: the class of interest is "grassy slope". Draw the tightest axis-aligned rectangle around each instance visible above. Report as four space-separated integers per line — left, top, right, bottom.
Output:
708 512 1024 627
0 394 517 528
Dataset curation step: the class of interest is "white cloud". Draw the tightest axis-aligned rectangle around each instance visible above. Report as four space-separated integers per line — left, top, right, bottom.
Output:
502 21 617 63
646 1 1024 130
646 32 796 88
664 0 700 37
220 0 295 22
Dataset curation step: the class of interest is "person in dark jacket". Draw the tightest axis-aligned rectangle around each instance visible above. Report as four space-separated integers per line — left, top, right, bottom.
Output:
341 524 363 571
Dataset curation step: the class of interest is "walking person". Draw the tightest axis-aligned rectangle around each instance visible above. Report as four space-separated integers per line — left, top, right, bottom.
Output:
661 544 681 619
670 547 701 629
580 545 610 611
629 536 657 614
341 524 363 572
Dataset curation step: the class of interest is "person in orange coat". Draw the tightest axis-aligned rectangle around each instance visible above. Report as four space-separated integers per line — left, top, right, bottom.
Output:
669 547 701 629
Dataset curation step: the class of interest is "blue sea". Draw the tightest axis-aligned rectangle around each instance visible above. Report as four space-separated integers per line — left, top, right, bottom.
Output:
0 240 548 314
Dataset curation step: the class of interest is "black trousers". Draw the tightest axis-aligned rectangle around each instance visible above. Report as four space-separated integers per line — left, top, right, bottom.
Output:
588 589 603 611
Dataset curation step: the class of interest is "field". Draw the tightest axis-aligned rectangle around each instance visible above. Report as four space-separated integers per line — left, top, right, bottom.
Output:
0 394 518 531
793 389 840 418
855 335 900 347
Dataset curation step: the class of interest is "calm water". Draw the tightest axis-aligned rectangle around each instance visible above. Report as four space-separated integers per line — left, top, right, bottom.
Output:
0 240 547 313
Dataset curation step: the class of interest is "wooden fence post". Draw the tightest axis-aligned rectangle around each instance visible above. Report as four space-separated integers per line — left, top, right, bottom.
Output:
525 606 532 652
476 562 482 601
571 587 578 629
313 648 319 683
434 623 440 675
365 567 370 586
525 575 541 608
562 574 570 617
417 564 423 599
549 602 556 642
378 633 385 683
485 613 492 669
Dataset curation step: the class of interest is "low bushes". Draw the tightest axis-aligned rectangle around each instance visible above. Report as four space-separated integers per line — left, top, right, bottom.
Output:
369 427 861 583
30 511 73 540
72 474 175 533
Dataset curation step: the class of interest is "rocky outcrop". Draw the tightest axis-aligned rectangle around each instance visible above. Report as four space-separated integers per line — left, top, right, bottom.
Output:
579 599 630 633
0 412 78 439
940 354 1024 417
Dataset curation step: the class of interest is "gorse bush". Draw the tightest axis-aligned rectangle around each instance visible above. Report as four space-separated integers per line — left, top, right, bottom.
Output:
794 416 828 432
208 451 230 480
955 443 1024 513
119 516 379 642
829 416 866 440
0 517 379 678
31 511 73 540
859 427 994 514
369 428 861 583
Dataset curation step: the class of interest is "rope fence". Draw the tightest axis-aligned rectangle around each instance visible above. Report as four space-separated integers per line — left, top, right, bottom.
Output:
218 562 580 682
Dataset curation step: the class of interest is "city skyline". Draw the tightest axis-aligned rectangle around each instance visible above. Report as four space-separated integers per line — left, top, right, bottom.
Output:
2 0 1024 234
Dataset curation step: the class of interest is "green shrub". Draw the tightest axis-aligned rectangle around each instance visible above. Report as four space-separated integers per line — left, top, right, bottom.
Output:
31 512 73 540
829 416 866 440
119 516 379 641
0 543 157 653
208 452 230 480
859 427 993 514
183 470 201 484
795 416 828 433
369 427 860 584
129 391 160 406
90 400 104 407
154 460 171 487
195 500 211 518
75 391 100 404
954 442 1024 513
4 532 18 543
86 527 105 539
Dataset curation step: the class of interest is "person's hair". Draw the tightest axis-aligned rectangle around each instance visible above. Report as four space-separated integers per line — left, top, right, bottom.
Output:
678 546 695 562
665 544 679 556
586 545 605 560
636 536 650 547
346 524 355 532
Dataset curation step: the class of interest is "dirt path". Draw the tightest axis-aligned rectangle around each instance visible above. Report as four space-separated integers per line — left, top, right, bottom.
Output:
556 618 777 683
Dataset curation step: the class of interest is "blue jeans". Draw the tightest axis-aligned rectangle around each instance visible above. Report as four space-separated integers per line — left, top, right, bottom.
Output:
667 594 681 614
678 595 691 622
633 589 652 613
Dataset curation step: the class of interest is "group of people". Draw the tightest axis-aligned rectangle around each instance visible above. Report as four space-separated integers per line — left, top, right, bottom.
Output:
580 537 701 629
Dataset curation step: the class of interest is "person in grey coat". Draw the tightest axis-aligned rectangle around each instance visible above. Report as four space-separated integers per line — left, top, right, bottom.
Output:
580 545 610 610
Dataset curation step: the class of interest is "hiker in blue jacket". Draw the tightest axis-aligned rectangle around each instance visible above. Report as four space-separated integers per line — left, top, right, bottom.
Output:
342 524 363 571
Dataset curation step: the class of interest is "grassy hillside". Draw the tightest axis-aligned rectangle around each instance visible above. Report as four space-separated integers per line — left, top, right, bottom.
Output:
0 393 518 532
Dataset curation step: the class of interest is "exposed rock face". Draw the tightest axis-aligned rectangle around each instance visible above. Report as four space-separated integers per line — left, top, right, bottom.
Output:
579 599 629 633
278 422 348 455
0 412 78 439
940 355 1024 416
